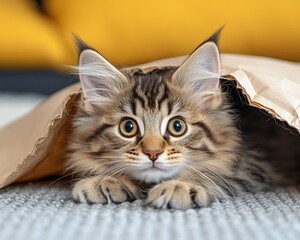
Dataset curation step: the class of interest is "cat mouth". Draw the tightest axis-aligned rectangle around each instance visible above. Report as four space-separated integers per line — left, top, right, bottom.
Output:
149 165 163 171
134 163 179 183
138 162 171 173
146 163 168 172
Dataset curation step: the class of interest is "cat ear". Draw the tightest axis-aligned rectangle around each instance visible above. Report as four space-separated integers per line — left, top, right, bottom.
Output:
77 45 128 105
172 34 221 95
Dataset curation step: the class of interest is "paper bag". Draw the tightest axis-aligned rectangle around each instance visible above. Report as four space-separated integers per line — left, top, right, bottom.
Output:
0 54 299 188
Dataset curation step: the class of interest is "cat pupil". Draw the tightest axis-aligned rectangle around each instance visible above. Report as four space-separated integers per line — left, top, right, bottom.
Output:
125 121 134 133
173 121 182 132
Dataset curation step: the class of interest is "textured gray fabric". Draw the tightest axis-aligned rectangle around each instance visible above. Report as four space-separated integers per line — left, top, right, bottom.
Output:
0 181 300 240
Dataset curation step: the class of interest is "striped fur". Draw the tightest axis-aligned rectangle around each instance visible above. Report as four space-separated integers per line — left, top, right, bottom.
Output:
67 33 275 209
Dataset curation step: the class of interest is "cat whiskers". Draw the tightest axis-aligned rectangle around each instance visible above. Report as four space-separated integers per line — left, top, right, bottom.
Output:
175 166 190 182
102 161 131 178
46 172 78 187
182 163 228 199
98 166 132 191
47 166 106 187
93 155 126 160
190 162 236 197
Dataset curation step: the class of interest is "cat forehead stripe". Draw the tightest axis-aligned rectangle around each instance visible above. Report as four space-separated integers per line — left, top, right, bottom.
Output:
191 121 219 145
86 123 113 142
130 68 174 111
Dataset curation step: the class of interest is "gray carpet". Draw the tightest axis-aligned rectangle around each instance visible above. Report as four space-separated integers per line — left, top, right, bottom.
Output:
0 181 300 240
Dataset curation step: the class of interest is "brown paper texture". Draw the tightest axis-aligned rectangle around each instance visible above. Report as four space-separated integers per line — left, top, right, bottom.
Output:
0 54 299 188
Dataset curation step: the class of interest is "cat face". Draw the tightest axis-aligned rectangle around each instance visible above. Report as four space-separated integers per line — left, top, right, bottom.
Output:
69 36 240 184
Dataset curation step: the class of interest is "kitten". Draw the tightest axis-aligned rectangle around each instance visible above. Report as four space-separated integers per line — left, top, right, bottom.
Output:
67 31 273 210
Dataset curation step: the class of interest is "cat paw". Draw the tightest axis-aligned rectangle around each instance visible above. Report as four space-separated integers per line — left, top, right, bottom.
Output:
146 180 211 210
72 176 141 204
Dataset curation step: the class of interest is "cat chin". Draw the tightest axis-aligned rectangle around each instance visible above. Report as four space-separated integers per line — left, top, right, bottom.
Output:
132 168 179 183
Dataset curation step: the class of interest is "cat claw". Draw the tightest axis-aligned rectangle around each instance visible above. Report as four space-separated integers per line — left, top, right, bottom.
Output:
72 176 141 204
146 180 211 210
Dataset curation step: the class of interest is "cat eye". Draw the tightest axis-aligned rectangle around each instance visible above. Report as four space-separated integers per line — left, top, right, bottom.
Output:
167 117 187 137
119 118 139 138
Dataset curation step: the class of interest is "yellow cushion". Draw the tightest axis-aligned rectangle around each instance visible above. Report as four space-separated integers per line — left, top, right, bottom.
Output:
0 0 71 69
45 0 300 66
1 0 300 69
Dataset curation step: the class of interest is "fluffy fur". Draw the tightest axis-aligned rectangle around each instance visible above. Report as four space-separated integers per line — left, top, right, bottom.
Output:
67 31 273 210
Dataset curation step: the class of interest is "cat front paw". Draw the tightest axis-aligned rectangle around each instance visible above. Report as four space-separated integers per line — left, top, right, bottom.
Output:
146 180 211 210
72 176 142 204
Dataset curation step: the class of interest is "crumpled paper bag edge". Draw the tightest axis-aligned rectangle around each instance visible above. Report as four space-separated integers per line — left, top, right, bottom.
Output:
1 90 81 188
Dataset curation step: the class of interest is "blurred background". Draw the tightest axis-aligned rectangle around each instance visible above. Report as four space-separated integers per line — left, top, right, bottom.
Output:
1 0 300 127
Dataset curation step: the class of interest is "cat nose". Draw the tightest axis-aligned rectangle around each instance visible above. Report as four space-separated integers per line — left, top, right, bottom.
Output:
143 150 163 162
